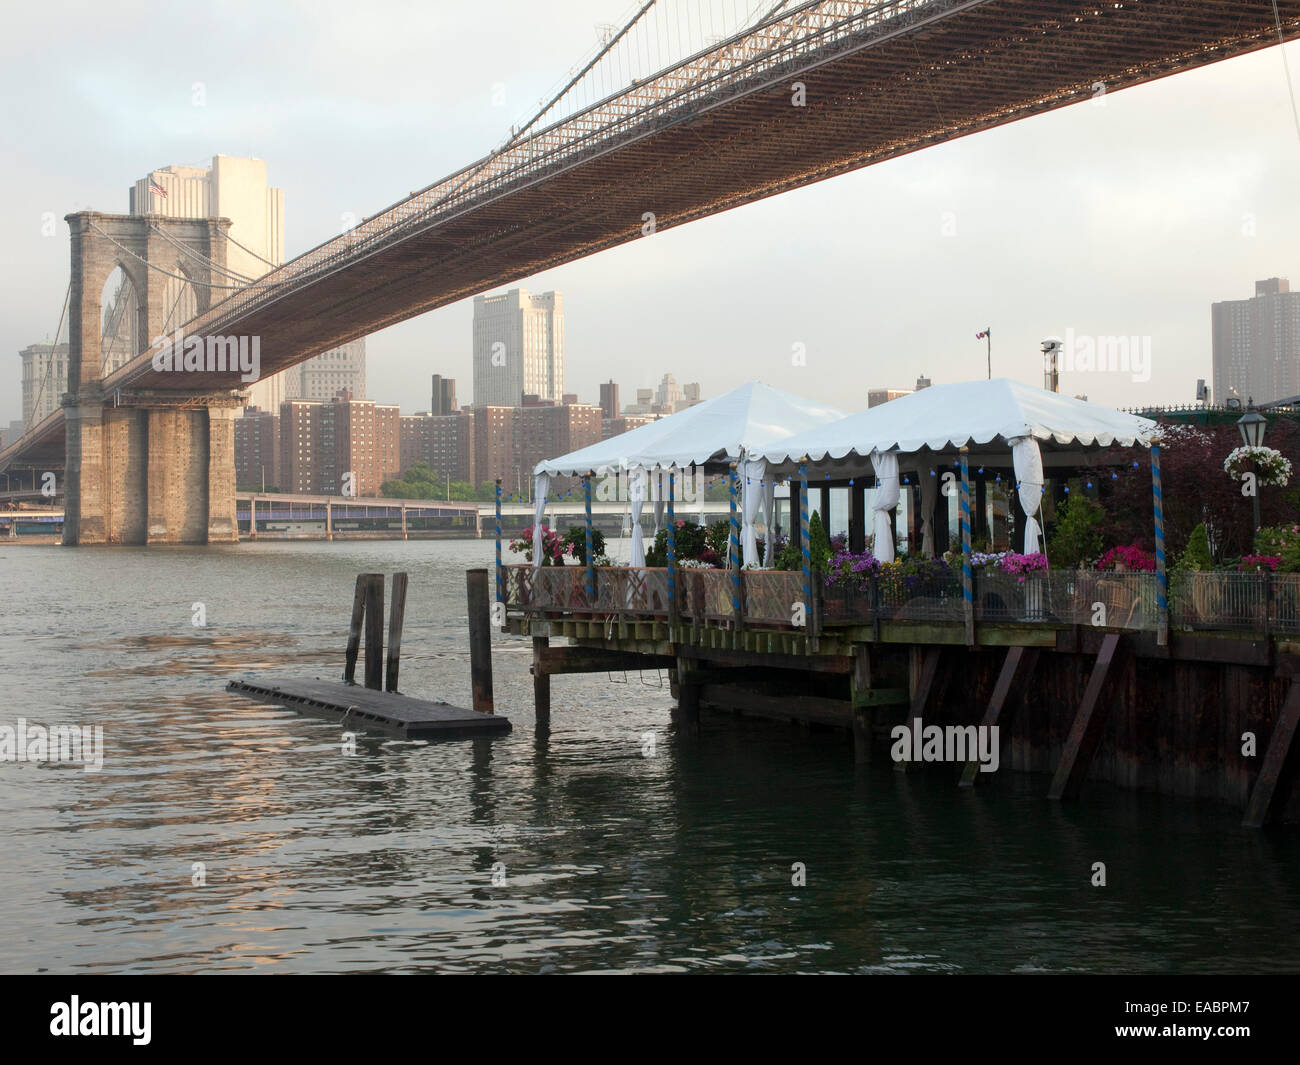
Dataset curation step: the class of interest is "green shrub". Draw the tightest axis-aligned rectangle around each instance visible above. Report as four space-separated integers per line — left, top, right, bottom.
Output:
1175 522 1213 572
1046 484 1104 569
563 526 605 565
771 511 831 572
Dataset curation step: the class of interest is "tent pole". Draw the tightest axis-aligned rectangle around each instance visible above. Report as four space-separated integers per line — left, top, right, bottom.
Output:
729 461 743 629
494 478 503 609
667 470 677 628
960 446 975 646
1152 444 1168 647
799 460 812 645
583 474 596 607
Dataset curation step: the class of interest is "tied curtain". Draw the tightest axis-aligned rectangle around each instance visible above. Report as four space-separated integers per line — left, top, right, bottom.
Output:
761 475 776 567
629 468 649 567
1010 436 1045 554
531 472 550 569
870 449 900 563
651 471 665 542
740 457 766 567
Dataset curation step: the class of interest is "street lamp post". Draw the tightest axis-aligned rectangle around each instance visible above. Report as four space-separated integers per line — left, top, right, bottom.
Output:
1237 399 1267 533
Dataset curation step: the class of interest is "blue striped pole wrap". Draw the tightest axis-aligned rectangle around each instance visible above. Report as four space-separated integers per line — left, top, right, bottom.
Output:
1152 444 1168 646
728 462 742 624
667 470 677 625
583 474 595 605
494 478 503 608
799 463 811 634
959 448 974 645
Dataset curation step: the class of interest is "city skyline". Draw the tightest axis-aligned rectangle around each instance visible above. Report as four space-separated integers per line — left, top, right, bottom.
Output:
1 3 1298 427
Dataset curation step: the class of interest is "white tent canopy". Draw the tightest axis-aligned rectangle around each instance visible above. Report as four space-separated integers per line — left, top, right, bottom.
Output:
758 379 1157 466
758 379 1158 560
535 380 846 476
531 381 846 568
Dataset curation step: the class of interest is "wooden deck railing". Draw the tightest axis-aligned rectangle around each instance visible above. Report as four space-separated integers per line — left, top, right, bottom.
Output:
501 565 1300 636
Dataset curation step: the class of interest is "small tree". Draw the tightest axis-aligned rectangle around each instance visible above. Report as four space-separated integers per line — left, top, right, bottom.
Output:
1176 522 1213 572
563 526 605 565
1047 486 1104 568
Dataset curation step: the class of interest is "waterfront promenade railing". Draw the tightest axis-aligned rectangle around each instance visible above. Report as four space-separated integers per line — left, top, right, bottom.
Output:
502 565 1300 637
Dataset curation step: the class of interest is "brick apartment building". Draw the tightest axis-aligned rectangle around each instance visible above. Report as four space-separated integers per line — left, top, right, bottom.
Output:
274 391 401 497
233 406 280 489
401 410 476 487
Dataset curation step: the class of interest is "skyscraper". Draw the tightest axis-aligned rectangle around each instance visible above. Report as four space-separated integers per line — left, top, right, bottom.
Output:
431 374 457 416
282 339 367 402
472 289 564 406
130 156 365 412
599 380 620 420
1212 278 1300 405
19 343 70 427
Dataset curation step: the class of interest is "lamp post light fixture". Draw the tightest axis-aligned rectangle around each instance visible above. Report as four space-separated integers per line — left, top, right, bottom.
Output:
1236 401 1266 448
1237 399 1267 531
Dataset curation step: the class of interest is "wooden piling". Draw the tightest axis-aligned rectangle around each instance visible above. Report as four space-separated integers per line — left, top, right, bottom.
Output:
1048 632 1125 800
467 567 494 714
532 635 551 727
343 573 375 684
1242 680 1300 827
851 645 872 764
385 572 408 692
364 574 384 690
898 647 943 772
960 645 1038 786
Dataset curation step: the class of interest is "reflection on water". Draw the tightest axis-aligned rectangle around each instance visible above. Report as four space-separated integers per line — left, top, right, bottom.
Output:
0 540 1298 973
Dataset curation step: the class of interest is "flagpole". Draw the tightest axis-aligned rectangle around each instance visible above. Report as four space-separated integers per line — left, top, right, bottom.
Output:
985 328 991 379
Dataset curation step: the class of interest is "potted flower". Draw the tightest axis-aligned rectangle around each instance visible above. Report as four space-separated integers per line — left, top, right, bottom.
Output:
823 548 882 620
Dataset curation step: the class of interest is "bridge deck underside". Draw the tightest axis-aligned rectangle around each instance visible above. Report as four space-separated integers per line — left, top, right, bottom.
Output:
94 0 1293 394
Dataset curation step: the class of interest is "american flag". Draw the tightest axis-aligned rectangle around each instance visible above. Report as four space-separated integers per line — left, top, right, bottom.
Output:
149 179 168 198
975 328 990 340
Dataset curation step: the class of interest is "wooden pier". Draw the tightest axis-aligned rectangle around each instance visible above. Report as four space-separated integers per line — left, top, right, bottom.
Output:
227 568 510 740
226 677 510 739
503 565 1300 826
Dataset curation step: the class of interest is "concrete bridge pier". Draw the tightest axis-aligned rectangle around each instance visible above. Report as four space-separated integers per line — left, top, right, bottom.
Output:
63 394 243 546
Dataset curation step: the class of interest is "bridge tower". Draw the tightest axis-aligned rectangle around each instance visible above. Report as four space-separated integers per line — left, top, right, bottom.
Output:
63 211 245 545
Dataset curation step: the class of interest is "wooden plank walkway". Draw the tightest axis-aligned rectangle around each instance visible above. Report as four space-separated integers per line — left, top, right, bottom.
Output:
226 678 511 739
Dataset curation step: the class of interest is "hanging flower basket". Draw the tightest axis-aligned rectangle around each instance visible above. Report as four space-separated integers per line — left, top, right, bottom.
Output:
1224 446 1292 488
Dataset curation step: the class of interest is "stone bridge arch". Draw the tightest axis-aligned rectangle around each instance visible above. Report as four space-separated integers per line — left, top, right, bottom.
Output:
63 212 242 545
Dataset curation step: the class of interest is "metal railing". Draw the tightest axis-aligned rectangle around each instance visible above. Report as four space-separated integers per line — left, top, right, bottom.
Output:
502 565 1300 637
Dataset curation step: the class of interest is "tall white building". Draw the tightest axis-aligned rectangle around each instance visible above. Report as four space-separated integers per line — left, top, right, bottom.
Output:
282 339 367 401
129 155 364 412
19 343 70 427
472 289 564 406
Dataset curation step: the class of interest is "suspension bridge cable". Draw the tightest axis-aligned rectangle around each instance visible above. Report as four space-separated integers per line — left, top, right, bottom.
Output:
1272 0 1300 148
26 283 70 432
87 223 243 289
147 223 255 284
224 228 280 270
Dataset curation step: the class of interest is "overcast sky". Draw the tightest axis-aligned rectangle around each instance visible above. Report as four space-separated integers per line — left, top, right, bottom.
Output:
2 0 1298 425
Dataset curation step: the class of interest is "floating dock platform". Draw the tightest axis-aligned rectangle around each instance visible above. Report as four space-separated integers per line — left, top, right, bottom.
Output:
227 678 511 739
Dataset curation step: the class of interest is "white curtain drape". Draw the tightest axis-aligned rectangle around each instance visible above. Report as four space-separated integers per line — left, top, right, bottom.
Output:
532 472 550 569
651 470 665 542
919 462 937 558
629 467 649 567
740 457 765 566
762 477 777 567
870 450 900 563
1011 436 1045 554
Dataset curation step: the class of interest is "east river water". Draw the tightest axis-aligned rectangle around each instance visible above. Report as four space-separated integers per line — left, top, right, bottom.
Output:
1 539 1298 973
